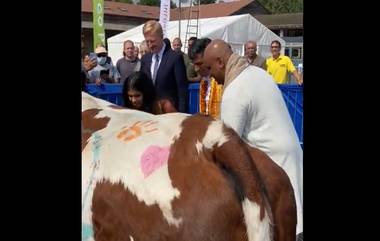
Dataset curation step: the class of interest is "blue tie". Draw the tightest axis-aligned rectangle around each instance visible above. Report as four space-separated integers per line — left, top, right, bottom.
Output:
152 54 160 83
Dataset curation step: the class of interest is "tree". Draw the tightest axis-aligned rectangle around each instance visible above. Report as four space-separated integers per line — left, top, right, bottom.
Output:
113 0 133 3
258 0 303 13
170 1 177 8
192 0 216 5
139 0 160 7
137 0 177 8
110 0 178 8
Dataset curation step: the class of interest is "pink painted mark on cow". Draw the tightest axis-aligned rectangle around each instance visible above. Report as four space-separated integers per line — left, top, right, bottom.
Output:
140 145 171 178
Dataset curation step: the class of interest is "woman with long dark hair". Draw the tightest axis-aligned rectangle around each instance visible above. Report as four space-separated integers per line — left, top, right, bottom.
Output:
122 71 177 114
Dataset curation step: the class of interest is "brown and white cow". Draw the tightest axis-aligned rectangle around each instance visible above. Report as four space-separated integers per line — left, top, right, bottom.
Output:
82 92 296 241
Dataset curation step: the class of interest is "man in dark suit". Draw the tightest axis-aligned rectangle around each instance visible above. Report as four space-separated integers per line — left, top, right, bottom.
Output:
140 20 188 113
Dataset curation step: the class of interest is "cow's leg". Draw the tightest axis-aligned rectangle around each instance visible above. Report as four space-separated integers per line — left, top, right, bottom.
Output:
92 180 184 241
246 146 297 241
276 190 297 241
168 141 250 241
92 181 134 241
211 133 274 241
172 116 274 241
91 182 128 241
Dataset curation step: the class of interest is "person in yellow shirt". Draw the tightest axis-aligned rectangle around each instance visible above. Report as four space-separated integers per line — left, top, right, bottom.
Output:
188 38 223 119
266 40 303 85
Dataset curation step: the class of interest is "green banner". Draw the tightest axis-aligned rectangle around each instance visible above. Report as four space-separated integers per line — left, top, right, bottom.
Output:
93 0 105 50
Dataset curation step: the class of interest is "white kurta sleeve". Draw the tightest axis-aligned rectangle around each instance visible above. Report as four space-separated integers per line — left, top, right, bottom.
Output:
220 88 248 138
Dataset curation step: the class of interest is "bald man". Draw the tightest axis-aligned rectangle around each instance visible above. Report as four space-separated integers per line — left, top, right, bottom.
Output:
244 40 266 70
204 39 303 240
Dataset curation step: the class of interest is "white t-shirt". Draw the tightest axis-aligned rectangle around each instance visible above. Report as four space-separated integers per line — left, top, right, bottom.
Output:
221 65 303 234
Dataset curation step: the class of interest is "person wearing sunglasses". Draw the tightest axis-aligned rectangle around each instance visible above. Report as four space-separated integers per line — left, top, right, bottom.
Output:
266 40 303 85
87 46 120 85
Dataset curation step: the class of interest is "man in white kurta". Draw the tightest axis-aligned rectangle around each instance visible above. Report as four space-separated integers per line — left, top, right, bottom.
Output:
204 40 303 238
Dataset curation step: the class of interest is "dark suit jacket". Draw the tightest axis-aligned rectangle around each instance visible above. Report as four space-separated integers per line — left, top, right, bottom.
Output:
140 42 188 112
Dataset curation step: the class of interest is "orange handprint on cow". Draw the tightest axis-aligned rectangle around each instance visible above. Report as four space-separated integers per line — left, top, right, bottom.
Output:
117 120 158 142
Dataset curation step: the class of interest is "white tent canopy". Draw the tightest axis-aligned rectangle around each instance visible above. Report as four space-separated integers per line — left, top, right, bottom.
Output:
107 14 284 63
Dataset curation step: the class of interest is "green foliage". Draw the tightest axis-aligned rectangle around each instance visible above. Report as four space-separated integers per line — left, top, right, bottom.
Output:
258 0 303 13
139 0 161 7
116 0 133 4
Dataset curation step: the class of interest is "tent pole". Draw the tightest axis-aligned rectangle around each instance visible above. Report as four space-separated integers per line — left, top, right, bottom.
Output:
178 1 181 41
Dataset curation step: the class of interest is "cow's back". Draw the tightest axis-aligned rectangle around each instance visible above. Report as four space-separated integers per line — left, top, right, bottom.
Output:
82 92 192 241
82 93 290 241
85 110 250 241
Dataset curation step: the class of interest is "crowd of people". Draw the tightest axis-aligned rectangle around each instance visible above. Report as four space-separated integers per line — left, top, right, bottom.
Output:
82 25 303 115
81 20 303 241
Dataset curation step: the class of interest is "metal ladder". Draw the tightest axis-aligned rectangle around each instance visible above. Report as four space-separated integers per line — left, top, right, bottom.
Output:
184 0 200 53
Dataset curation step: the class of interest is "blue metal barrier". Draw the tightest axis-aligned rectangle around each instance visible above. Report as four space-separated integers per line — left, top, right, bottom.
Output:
86 84 124 106
188 83 200 114
85 83 303 147
277 84 303 146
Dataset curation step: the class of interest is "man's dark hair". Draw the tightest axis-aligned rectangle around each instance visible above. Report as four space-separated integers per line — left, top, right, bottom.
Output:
188 36 198 42
271 40 282 48
188 38 212 61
